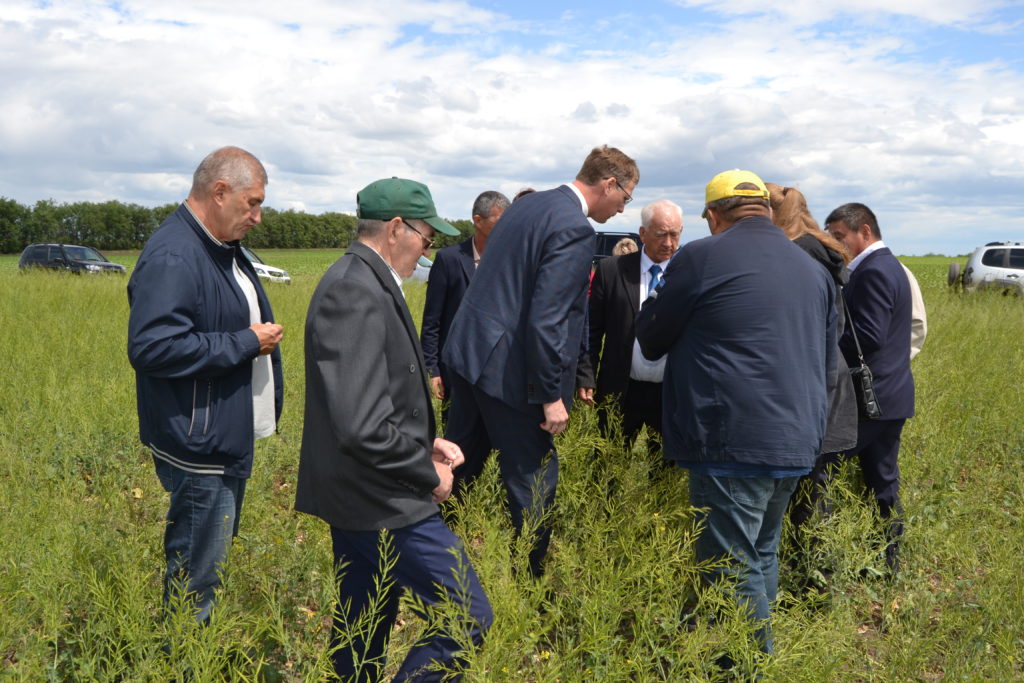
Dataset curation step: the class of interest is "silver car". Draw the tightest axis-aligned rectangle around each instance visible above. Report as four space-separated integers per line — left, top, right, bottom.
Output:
949 242 1024 294
241 246 291 284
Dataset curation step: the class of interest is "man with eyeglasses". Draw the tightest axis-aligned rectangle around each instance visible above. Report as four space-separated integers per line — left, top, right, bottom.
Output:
577 199 683 453
296 177 493 680
443 145 639 577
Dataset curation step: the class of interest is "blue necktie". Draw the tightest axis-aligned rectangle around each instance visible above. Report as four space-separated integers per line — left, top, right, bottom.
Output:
649 264 663 292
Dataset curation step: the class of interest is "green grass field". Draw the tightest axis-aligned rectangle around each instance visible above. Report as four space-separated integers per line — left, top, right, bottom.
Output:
1 250 1022 680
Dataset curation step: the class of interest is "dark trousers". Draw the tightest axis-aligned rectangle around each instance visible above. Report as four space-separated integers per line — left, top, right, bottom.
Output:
448 371 558 577
445 371 494 502
789 418 905 571
600 379 663 452
330 514 492 682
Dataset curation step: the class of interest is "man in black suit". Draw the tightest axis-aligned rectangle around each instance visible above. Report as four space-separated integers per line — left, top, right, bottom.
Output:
826 202 914 574
444 145 639 576
577 199 682 449
296 178 492 680
421 191 509 415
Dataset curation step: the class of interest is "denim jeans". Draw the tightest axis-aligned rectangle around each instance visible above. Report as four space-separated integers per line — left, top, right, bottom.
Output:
689 471 800 654
156 458 246 623
330 513 493 682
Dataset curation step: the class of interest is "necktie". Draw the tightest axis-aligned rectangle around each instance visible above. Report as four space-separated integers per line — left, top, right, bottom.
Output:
649 263 663 292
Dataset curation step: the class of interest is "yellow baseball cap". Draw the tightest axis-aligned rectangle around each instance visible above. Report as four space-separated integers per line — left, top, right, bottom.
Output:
702 169 770 218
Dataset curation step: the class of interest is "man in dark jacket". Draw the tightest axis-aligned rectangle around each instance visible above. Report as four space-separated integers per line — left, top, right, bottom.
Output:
127 146 284 622
826 202 914 574
296 178 492 681
420 191 508 499
636 169 834 655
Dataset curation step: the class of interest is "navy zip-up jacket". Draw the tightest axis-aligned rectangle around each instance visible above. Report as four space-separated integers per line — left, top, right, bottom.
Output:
636 216 834 470
127 203 283 478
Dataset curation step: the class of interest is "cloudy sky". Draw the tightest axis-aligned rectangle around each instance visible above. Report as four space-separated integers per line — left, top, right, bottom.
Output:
1 0 1022 255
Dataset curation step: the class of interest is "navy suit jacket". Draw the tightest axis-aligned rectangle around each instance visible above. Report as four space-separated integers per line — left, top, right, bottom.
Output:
576 250 642 400
421 238 475 391
840 247 915 420
443 185 594 409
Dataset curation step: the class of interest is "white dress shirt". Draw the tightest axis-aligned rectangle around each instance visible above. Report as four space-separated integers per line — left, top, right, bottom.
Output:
630 250 669 382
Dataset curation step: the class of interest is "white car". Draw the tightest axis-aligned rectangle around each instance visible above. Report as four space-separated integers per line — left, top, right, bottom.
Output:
949 242 1024 295
241 246 291 284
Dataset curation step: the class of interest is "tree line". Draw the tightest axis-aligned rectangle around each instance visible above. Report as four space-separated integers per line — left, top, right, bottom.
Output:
0 198 473 254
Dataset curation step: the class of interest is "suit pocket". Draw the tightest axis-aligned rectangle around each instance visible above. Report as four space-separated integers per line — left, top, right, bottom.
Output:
187 379 213 437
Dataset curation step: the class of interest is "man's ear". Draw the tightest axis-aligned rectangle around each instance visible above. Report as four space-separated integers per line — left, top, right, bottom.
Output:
386 217 403 245
211 180 230 205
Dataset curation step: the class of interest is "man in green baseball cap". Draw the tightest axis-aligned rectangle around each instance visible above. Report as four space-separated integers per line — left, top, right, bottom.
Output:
297 177 491 679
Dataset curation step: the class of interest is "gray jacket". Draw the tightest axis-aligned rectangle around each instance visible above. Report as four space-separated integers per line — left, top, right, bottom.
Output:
295 241 439 531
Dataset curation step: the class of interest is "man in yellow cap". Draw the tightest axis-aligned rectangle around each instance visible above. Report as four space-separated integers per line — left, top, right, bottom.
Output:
636 169 835 660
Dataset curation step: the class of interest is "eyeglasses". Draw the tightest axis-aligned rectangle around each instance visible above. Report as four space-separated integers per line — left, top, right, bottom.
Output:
613 178 633 205
402 219 435 249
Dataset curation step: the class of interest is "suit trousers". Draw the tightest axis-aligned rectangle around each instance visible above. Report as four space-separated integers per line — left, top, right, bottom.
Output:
446 371 494 501
330 514 493 682
449 371 558 577
789 418 906 572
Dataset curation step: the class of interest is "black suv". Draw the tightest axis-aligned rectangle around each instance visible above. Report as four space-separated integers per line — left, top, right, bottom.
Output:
18 243 127 274
593 231 641 265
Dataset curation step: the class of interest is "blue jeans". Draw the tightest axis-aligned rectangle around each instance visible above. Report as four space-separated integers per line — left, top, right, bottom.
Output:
156 458 246 623
331 514 493 682
689 471 800 654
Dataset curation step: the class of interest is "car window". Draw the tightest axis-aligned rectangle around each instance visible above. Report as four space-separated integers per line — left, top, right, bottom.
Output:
63 246 105 262
981 249 1008 268
47 245 64 262
30 245 46 260
1009 249 1024 269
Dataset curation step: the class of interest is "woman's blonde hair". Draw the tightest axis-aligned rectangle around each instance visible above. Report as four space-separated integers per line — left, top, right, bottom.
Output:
766 183 849 263
612 237 638 256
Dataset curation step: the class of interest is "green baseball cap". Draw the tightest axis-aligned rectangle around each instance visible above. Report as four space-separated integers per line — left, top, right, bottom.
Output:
356 177 459 235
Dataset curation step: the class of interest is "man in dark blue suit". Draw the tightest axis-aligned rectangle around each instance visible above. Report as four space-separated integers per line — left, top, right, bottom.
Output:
421 190 509 499
826 203 914 574
443 145 639 576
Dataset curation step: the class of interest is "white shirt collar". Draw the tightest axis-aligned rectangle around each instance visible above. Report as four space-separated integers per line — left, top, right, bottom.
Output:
566 183 589 217
639 248 670 274
848 240 886 271
361 242 404 291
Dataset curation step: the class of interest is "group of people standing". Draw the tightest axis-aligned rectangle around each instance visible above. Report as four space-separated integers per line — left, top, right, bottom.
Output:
126 144 922 680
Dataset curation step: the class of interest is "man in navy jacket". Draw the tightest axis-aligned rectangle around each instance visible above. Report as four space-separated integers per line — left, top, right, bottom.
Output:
128 147 283 622
826 202 914 574
636 169 834 654
420 191 508 499
443 145 638 576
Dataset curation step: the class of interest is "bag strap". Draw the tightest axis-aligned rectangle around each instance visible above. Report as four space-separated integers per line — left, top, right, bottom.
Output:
842 293 868 365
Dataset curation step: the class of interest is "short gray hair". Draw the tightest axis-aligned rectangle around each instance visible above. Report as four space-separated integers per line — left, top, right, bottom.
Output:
356 218 387 238
472 191 510 218
190 146 268 198
640 199 682 227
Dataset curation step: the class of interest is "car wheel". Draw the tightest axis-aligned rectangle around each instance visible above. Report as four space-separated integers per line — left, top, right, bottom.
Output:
947 261 962 288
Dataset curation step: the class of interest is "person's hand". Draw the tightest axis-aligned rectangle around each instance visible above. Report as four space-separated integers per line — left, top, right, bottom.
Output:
432 460 455 503
250 322 283 355
430 376 445 400
540 399 569 435
431 437 464 469
577 386 595 406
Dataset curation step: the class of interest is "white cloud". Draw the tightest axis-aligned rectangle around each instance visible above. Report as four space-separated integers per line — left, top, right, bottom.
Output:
0 0 1021 254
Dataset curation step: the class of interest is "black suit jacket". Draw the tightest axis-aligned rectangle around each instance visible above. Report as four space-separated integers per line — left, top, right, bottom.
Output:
576 251 642 400
443 185 594 408
296 241 439 531
840 247 915 420
421 238 475 391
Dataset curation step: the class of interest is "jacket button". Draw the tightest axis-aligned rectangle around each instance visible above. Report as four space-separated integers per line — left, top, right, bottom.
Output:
409 364 416 373
412 409 420 417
